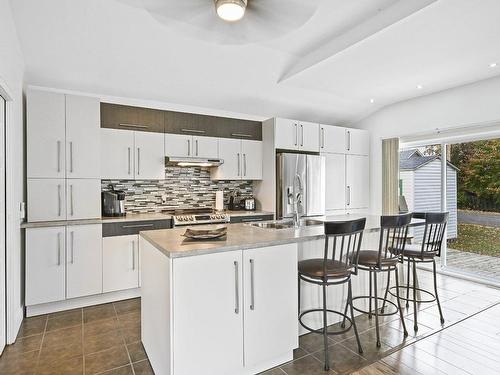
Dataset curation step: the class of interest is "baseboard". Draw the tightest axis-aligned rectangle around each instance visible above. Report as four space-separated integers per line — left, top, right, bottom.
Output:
26 289 141 317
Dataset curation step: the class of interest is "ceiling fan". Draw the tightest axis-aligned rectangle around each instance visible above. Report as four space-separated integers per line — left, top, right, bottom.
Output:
140 0 321 44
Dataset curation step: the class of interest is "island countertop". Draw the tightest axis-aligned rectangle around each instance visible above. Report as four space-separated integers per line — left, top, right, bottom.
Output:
140 214 425 259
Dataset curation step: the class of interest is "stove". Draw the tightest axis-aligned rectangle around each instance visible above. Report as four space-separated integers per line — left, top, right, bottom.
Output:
170 208 230 227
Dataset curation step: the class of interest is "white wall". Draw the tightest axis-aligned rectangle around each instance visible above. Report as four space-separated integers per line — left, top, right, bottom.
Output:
354 75 500 214
0 0 25 343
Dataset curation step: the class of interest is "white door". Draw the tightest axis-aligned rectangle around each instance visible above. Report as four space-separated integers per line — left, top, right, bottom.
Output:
346 128 369 156
346 155 369 209
164 134 192 158
0 95 5 353
325 153 346 211
173 251 244 375
27 179 66 222
27 90 66 178
101 128 135 179
274 118 299 151
192 136 219 158
243 244 298 368
66 95 101 178
298 121 320 152
321 125 346 153
211 138 241 180
66 224 102 299
25 227 66 305
66 179 101 220
241 140 262 180
103 235 139 293
135 131 165 180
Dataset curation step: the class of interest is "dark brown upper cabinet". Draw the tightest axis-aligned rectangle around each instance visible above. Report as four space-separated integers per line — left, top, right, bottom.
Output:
101 102 262 140
101 103 165 133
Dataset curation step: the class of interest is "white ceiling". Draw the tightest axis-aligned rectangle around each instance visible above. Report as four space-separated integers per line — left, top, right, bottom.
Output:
9 0 500 124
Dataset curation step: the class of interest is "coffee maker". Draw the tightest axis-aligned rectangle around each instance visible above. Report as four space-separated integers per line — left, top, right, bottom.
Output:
102 185 126 217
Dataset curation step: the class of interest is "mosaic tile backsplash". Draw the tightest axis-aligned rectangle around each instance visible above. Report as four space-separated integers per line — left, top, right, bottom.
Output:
102 167 254 213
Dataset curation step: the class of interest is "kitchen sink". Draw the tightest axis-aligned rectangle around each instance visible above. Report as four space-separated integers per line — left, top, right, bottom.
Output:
249 218 323 229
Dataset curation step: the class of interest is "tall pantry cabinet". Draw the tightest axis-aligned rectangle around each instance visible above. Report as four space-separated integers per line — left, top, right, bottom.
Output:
25 88 103 308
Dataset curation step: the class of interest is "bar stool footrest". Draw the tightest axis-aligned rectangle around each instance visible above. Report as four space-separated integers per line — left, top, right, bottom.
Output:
299 308 353 336
388 286 437 304
351 296 399 317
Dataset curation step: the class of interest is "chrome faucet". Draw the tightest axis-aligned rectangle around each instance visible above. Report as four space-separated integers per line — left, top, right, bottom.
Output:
288 174 303 227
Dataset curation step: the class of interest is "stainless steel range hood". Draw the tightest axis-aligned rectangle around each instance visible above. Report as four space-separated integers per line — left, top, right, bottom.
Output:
165 156 224 167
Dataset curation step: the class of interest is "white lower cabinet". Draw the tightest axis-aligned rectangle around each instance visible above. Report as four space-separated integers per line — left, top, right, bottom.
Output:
66 224 103 299
242 245 298 368
26 227 66 306
103 235 140 293
26 224 102 306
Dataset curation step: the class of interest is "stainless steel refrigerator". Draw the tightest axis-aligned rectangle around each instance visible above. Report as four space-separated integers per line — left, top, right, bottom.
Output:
276 153 325 219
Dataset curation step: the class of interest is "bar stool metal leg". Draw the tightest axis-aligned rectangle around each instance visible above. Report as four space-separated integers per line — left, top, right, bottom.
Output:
373 270 381 347
298 275 301 318
368 270 373 319
406 260 411 308
394 266 408 336
380 272 391 314
348 279 363 354
322 284 330 371
433 259 445 324
412 260 418 331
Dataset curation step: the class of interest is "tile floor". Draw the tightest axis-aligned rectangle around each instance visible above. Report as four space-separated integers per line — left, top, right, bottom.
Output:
1 269 500 375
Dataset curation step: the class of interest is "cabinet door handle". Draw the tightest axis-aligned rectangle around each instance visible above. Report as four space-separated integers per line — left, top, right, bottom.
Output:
181 128 205 134
241 218 263 222
57 140 61 173
321 127 325 149
234 261 239 314
195 139 199 156
250 259 255 310
294 123 298 146
347 131 351 151
237 153 241 176
57 232 62 266
187 139 191 156
231 133 252 138
137 148 141 175
70 231 74 264
301 124 304 147
243 154 247 177
122 224 155 229
57 184 62 217
127 147 131 175
119 123 148 129
347 186 351 206
131 241 136 270
69 141 73 173
70 184 74 216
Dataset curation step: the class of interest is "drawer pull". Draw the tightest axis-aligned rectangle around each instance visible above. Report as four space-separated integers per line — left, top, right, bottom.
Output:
231 133 252 138
241 218 264 222
181 128 205 134
119 123 148 129
122 224 155 229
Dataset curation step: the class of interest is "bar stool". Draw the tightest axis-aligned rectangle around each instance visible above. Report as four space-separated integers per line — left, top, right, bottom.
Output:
389 212 448 331
298 218 366 371
348 214 412 347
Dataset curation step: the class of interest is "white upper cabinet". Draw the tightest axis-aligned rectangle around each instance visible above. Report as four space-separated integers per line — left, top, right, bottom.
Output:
325 153 346 211
65 95 101 178
346 128 369 156
66 224 103 299
165 133 193 158
298 121 320 152
241 140 262 180
66 179 101 220
165 134 219 159
274 118 319 152
320 125 346 154
135 131 165 180
101 128 135 179
27 90 66 178
346 155 369 209
27 179 66 222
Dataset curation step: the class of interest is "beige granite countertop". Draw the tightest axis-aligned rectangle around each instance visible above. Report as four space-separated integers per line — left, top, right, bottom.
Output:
140 215 425 259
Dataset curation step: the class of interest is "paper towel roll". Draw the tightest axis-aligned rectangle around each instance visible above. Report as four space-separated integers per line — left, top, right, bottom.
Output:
215 191 224 211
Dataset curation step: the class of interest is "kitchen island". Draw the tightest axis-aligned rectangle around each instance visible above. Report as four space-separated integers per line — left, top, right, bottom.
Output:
139 215 425 375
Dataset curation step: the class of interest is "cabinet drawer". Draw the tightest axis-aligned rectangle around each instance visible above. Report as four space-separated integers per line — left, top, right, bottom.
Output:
230 215 274 224
102 219 172 237
101 103 164 133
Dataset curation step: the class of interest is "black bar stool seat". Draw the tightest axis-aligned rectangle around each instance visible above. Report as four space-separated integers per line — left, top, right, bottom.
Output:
299 259 353 279
356 250 400 268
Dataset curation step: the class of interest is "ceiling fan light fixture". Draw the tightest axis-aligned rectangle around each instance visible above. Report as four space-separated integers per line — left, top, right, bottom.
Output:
215 0 247 22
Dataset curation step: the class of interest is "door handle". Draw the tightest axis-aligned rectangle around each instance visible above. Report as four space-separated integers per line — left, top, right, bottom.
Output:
321 127 325 149
347 131 351 151
195 139 199 156
234 261 239 314
56 140 61 173
301 124 304 147
237 153 241 177
250 259 255 310
181 128 205 134
70 184 74 216
127 147 131 175
69 141 73 173
294 123 298 146
347 186 351 206
243 154 247 177
70 231 74 264
57 184 62 217
131 241 136 270
187 139 191 156
137 148 140 175
57 232 62 266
